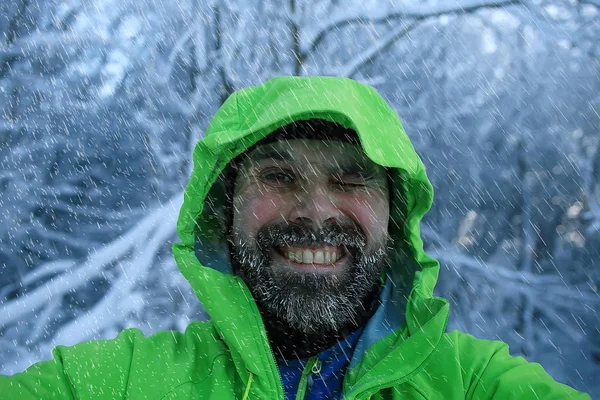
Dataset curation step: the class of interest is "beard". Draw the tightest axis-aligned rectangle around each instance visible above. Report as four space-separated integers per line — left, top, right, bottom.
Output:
228 219 391 335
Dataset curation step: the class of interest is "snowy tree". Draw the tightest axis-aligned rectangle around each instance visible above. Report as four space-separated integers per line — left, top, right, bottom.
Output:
1 0 598 395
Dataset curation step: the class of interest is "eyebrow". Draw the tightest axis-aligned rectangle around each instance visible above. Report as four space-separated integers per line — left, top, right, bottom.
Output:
337 164 378 180
247 147 289 163
247 146 382 179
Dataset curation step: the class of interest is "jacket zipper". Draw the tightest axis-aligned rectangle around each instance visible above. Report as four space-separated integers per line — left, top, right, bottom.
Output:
263 332 286 399
295 356 321 400
239 278 285 399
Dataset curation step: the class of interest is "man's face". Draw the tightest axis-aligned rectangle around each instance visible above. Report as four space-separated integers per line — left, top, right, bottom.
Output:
229 138 391 334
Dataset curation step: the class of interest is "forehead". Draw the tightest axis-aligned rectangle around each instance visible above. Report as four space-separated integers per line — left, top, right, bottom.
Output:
243 139 379 170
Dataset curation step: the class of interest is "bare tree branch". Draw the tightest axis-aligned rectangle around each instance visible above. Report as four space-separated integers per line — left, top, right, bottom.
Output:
302 0 522 56
335 21 419 78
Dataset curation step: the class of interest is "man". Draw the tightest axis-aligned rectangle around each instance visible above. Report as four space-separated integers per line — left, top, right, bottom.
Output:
0 76 589 399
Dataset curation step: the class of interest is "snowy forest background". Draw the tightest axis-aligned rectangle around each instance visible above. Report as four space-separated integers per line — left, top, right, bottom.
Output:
1 0 599 396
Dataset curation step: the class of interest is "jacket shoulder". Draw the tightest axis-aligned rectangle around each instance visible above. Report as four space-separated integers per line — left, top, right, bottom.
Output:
0 321 227 400
437 330 590 399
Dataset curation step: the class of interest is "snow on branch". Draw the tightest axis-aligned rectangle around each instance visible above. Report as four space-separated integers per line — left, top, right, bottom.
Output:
0 194 183 331
0 260 76 301
51 207 174 345
421 226 600 308
2 31 106 55
155 16 207 85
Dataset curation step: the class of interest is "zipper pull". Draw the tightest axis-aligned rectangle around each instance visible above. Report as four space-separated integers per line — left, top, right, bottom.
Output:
307 357 322 395
311 357 322 374
298 357 321 400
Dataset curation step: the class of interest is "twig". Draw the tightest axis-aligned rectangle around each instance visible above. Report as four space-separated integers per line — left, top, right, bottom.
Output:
335 21 419 78
302 0 522 55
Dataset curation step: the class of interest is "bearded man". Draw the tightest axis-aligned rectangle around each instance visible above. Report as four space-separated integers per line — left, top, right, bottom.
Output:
1 76 589 399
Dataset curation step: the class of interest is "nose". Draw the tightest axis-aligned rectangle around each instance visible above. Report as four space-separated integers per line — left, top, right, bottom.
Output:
287 184 342 228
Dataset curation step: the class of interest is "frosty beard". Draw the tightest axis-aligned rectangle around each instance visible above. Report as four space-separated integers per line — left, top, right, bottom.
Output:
228 219 390 335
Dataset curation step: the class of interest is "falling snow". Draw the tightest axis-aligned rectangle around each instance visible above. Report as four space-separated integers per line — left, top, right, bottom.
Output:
0 0 599 397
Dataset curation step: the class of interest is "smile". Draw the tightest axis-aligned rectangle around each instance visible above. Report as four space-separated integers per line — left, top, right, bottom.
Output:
276 245 345 265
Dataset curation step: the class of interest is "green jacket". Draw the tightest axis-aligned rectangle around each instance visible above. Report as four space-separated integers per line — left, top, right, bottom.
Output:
1 76 589 399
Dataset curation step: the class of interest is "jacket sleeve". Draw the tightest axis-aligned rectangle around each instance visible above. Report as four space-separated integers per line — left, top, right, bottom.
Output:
456 331 591 399
0 352 75 399
0 328 143 399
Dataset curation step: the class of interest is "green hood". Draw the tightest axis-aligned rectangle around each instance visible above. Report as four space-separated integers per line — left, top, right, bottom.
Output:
172 75 448 395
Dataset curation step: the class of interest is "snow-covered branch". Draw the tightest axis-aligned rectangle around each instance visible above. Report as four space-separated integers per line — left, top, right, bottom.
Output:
0 194 182 329
301 0 521 55
421 226 600 308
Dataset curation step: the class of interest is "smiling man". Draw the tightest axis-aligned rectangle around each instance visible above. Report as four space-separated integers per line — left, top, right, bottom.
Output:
0 76 590 399
226 125 392 363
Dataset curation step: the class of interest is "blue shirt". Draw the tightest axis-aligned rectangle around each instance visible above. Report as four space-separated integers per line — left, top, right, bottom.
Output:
276 327 364 400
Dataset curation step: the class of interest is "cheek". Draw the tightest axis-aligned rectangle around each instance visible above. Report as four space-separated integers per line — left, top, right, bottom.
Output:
234 191 287 235
342 194 390 242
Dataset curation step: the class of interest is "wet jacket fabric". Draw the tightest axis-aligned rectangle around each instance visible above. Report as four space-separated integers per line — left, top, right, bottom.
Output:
0 76 590 399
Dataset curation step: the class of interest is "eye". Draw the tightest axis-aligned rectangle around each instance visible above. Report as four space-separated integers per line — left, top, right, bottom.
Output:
330 172 367 191
262 170 295 185
331 180 365 191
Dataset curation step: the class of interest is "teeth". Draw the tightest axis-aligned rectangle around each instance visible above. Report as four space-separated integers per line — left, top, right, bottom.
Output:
280 247 341 265
303 250 313 264
314 250 324 264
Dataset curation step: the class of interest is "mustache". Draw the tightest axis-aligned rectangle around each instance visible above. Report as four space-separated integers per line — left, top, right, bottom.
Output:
256 219 367 251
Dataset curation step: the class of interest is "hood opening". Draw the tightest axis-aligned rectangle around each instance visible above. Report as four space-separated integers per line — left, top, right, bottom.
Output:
192 118 416 284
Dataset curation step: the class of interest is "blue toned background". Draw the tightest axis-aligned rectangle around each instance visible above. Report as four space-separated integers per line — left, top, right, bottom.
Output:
1 0 599 396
